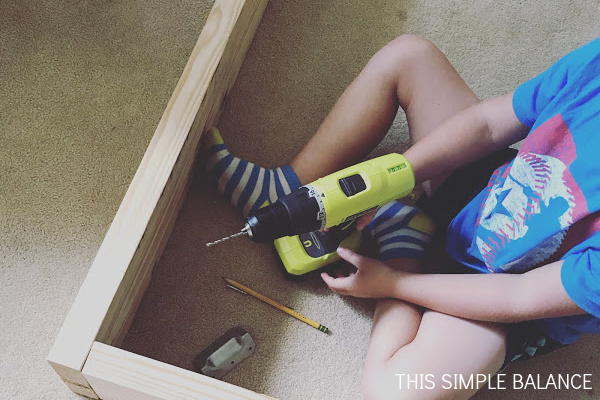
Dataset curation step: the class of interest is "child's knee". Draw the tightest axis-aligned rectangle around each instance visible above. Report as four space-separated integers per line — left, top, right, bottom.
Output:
390 34 436 54
378 34 439 69
367 35 442 102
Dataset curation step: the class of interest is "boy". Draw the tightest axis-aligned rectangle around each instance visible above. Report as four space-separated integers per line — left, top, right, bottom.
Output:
206 35 600 399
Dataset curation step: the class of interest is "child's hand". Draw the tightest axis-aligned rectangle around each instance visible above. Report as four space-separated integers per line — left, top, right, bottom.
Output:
321 247 400 298
355 209 378 231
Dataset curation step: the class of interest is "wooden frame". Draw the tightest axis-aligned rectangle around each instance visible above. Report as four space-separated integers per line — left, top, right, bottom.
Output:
47 0 270 398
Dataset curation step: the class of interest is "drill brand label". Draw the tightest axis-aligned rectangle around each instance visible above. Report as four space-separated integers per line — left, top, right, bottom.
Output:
305 184 327 229
387 163 408 174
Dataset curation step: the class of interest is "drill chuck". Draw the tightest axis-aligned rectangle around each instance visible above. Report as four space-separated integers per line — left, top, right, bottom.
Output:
245 187 323 243
245 153 415 243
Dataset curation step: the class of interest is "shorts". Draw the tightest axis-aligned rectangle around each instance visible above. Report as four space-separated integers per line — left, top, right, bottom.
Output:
415 147 567 370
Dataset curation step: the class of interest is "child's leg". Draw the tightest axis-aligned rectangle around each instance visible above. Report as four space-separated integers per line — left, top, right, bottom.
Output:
207 34 478 216
205 128 302 216
364 214 504 400
290 34 479 190
362 308 506 400
207 36 412 209
362 203 505 400
355 36 507 399
359 200 435 367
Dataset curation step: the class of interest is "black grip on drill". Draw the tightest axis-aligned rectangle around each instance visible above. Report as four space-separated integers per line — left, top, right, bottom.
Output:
246 187 322 242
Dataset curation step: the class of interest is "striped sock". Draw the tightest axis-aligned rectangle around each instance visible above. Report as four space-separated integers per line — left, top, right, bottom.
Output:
205 127 302 217
365 201 435 261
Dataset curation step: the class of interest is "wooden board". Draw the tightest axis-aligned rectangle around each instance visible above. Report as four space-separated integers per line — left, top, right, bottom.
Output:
83 342 276 400
47 0 269 397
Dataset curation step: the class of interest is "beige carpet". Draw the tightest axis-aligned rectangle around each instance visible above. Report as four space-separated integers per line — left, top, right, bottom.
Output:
2 1 600 399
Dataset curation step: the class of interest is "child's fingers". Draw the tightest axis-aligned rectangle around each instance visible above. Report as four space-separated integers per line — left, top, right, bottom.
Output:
326 262 356 278
320 272 336 287
320 272 351 293
337 247 366 268
355 209 378 231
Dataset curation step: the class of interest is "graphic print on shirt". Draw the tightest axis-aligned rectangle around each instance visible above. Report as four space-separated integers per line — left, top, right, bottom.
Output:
475 114 586 272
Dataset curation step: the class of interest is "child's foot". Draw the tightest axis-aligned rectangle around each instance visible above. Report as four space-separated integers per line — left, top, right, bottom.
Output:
364 201 435 261
205 127 302 216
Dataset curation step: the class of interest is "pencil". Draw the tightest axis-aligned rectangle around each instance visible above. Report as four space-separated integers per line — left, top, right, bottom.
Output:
223 277 331 334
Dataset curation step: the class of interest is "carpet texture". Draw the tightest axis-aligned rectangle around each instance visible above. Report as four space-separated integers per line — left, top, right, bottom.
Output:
2 1 599 399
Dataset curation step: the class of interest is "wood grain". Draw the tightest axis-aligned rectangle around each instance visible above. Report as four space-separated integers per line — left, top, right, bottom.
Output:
83 342 276 400
47 0 269 397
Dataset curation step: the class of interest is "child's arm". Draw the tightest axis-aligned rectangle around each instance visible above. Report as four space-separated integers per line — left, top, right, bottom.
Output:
404 91 529 184
323 91 586 322
323 247 587 323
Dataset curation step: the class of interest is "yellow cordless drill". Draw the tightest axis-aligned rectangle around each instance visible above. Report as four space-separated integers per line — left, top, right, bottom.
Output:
207 153 415 277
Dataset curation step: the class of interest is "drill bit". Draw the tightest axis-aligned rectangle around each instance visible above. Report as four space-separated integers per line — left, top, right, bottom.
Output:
206 228 249 247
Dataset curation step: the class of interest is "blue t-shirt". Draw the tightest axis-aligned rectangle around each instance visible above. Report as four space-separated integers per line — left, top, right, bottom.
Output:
446 38 600 344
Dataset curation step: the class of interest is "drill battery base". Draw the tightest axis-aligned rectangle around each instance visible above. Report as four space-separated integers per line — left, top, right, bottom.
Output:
273 221 362 280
